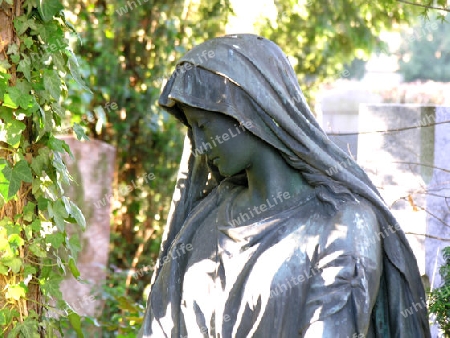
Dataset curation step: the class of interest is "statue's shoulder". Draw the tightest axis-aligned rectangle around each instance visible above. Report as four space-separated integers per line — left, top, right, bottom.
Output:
321 198 382 255
327 198 378 226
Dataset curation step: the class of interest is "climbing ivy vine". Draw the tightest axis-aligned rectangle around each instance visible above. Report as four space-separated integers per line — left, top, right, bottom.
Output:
0 0 87 336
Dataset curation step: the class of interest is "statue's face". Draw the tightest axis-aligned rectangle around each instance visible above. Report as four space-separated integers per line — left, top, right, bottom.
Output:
182 105 260 177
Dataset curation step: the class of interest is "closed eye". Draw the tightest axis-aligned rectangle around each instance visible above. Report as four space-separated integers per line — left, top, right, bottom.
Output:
198 120 210 129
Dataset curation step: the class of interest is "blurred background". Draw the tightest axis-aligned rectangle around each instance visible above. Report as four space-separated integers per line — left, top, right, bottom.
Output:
55 0 450 336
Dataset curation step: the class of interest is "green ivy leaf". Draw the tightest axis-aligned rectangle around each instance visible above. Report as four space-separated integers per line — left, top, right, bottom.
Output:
5 283 26 300
10 54 20 64
13 16 38 36
0 159 10 202
0 264 8 275
37 0 64 22
0 308 19 328
52 52 67 72
7 85 32 109
68 312 84 338
30 219 41 232
29 242 47 258
23 224 32 240
23 36 33 48
67 234 81 259
31 147 51 175
8 234 24 248
68 256 80 279
48 200 68 230
23 264 37 276
2 94 17 109
68 200 86 229
2 160 32 198
37 196 48 210
0 59 11 72
17 57 31 81
41 276 62 298
67 51 91 92
16 319 40 338
0 112 25 147
4 257 22 273
41 106 54 132
48 135 73 156
14 160 32 183
44 69 61 100
0 234 8 251
53 154 70 188
73 123 89 141
51 102 65 120
45 232 64 249
7 44 19 55
23 201 36 222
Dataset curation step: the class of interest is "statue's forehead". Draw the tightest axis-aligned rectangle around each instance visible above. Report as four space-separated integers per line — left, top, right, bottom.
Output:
179 103 235 122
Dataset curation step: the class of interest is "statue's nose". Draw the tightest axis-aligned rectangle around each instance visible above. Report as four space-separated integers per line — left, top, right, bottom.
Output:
192 126 207 149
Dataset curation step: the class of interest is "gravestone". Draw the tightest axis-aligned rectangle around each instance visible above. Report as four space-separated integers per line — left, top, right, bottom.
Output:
319 84 382 159
58 136 115 320
357 104 450 336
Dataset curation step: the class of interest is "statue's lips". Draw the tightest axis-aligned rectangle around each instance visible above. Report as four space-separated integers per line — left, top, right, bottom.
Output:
209 156 219 165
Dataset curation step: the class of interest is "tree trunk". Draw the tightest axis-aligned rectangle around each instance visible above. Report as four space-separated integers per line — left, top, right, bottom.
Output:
0 1 43 335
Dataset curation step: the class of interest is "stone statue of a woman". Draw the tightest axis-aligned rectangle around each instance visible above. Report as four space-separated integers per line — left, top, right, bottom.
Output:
139 34 430 337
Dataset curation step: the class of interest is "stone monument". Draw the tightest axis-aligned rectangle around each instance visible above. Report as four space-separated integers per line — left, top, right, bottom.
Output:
139 35 430 337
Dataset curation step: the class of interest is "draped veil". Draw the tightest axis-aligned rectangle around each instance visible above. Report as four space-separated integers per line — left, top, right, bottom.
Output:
143 34 430 337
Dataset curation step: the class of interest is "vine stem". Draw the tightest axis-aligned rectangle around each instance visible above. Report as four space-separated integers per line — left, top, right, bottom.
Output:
397 0 450 12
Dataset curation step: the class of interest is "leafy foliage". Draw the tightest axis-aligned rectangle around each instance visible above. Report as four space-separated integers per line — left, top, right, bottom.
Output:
256 0 420 97
429 246 450 335
0 0 87 336
398 13 450 82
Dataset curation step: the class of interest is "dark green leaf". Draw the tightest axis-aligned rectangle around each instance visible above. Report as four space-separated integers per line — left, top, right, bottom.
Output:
68 256 80 279
69 201 86 229
73 123 89 141
37 0 64 22
45 232 64 249
48 200 68 230
23 36 33 48
67 234 81 258
44 69 61 100
48 135 73 156
67 52 91 92
29 243 47 258
23 201 36 222
18 319 40 338
17 57 31 81
1 160 32 198
37 196 48 210
40 276 63 299
68 312 84 338
0 160 10 202
7 85 32 109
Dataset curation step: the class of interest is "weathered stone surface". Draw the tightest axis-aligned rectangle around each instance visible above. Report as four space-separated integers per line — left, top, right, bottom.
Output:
58 136 115 318
357 104 450 336
319 84 382 158
425 107 450 289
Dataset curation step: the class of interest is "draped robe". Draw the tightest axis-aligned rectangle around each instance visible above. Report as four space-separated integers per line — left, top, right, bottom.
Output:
141 182 383 337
